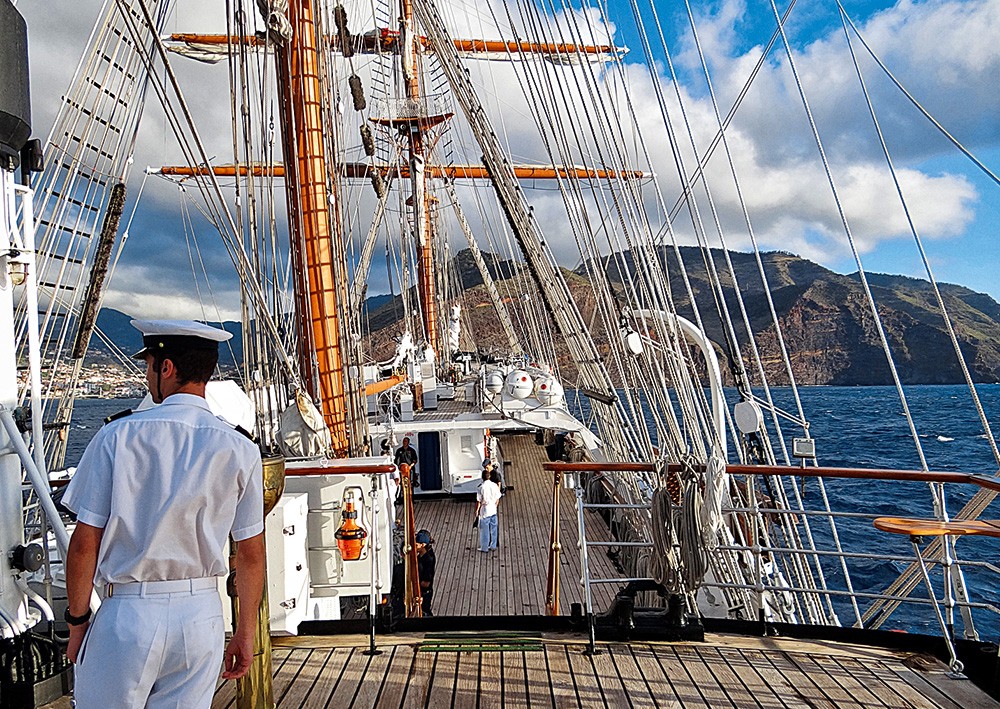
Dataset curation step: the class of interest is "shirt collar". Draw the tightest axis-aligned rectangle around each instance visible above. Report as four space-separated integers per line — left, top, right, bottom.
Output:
159 393 212 410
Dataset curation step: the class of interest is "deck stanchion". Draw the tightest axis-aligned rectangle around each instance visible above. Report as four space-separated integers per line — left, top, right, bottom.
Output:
748 473 767 634
909 534 965 677
575 471 599 655
363 472 383 656
545 469 562 616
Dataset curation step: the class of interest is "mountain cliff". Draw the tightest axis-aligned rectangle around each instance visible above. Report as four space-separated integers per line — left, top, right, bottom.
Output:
87 309 242 368
90 248 1000 386
365 247 1000 386
633 248 1000 385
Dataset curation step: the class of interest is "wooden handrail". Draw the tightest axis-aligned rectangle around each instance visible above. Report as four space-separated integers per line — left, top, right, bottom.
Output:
286 464 396 476
542 461 1000 492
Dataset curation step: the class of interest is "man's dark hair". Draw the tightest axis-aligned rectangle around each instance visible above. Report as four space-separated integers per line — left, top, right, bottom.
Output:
154 347 218 385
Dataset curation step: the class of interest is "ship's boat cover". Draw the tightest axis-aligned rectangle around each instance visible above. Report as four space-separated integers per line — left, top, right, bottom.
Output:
278 389 331 457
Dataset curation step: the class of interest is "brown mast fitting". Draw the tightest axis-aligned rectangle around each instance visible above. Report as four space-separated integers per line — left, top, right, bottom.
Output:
155 163 646 180
545 469 562 615
277 0 350 453
275 58 316 400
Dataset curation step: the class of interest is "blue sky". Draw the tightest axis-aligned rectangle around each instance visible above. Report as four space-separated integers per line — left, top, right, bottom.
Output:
18 0 1000 318
597 0 1000 298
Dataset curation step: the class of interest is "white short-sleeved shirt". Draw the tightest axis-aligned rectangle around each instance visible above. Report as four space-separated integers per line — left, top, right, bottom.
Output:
63 393 264 585
476 479 503 519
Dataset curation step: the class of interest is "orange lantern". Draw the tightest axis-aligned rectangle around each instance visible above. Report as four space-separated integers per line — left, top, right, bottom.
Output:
335 499 368 561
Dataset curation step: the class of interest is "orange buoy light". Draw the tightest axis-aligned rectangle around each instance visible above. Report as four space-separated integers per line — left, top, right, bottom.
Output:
335 500 368 561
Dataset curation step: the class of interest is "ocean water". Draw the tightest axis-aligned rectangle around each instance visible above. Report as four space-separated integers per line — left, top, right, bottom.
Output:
752 385 1000 642
65 398 143 468
68 386 1000 640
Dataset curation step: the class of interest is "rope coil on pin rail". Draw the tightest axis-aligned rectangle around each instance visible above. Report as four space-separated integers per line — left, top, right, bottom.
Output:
647 456 714 594
648 460 683 594
679 456 711 591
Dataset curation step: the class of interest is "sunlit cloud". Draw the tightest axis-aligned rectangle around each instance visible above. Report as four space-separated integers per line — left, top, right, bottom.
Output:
19 0 1000 319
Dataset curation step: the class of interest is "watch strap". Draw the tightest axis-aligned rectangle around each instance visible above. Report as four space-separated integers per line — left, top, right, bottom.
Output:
64 607 92 626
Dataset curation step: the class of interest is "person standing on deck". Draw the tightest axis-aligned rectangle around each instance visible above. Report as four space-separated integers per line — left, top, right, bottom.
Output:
415 529 436 616
476 468 503 552
381 438 401 504
395 436 419 488
62 320 266 708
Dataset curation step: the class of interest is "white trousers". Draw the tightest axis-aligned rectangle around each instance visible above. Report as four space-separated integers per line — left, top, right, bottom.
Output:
73 584 224 709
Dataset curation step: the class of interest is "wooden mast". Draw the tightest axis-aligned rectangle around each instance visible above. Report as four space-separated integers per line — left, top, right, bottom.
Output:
277 0 351 454
400 0 439 354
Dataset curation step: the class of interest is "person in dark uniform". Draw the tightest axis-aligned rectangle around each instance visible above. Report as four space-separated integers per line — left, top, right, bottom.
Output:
415 529 436 616
394 436 419 487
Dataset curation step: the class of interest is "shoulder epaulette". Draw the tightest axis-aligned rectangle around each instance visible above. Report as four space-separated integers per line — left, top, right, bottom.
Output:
234 425 255 442
103 409 134 425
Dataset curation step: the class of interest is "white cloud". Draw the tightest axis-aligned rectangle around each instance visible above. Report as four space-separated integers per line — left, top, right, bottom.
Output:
16 0 1000 320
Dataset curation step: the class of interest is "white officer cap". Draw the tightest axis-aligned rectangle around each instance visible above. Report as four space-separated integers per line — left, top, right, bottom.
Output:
130 319 232 359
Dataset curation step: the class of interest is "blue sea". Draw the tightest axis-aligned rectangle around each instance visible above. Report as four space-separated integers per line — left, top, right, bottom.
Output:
69 386 1000 640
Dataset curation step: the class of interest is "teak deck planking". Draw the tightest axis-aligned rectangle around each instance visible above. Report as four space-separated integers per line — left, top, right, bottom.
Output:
413 433 619 617
194 429 997 709
207 633 998 708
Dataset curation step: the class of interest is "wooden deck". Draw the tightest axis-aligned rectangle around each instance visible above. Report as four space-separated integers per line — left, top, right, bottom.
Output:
412 433 619 616
207 632 998 708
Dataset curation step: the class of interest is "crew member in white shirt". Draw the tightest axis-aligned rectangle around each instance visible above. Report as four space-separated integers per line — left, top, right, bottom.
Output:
476 467 503 552
62 320 266 708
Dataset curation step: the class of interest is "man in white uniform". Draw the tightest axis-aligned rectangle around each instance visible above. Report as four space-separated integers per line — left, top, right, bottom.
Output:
63 320 266 708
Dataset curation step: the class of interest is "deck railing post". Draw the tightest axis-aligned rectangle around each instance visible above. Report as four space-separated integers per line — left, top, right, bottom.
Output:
545 470 562 615
363 472 383 656
575 471 598 655
748 473 766 631
910 535 965 678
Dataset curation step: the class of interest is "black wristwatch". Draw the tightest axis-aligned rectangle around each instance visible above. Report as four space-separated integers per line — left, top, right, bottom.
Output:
64 607 92 626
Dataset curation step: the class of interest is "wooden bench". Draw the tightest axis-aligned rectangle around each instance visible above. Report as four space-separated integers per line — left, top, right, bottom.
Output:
872 515 1000 678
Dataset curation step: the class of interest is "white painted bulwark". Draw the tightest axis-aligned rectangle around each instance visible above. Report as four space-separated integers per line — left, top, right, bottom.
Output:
265 492 309 635
283 463 394 618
